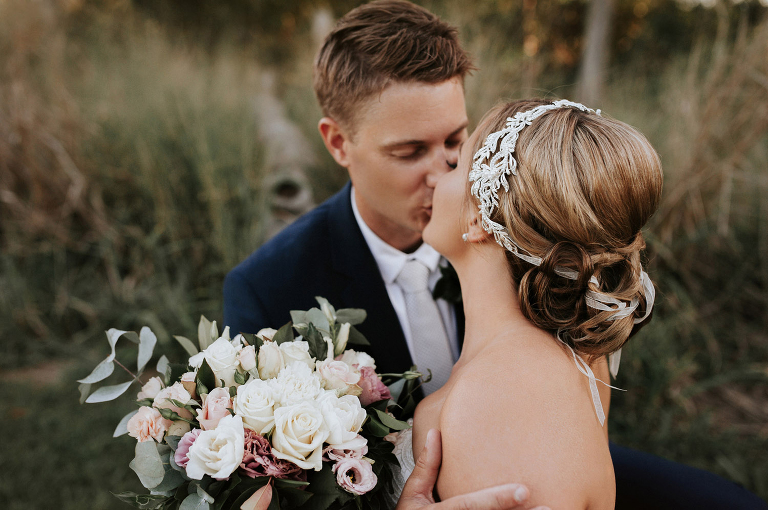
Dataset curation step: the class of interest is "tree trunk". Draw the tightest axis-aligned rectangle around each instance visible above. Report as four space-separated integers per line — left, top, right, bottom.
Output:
576 0 615 106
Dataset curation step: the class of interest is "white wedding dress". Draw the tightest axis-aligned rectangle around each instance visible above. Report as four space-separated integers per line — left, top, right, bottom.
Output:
383 425 416 508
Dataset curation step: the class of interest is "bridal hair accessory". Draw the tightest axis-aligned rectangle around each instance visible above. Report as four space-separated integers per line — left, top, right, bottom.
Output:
468 99 655 328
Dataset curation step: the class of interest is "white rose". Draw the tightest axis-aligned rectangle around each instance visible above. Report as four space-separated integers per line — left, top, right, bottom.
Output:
188 352 204 369
153 382 193 420
231 333 246 350
137 376 164 400
334 323 351 355
204 336 240 387
256 328 278 341
270 361 322 406
271 401 329 471
237 345 257 372
257 341 285 380
338 350 376 371
317 392 366 446
279 340 314 370
234 378 276 434
316 358 361 395
185 414 245 481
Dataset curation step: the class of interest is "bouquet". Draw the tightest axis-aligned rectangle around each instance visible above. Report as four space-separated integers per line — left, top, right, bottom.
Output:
78 297 424 510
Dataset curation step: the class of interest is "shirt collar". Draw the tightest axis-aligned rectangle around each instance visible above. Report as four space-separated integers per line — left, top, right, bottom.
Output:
351 187 441 285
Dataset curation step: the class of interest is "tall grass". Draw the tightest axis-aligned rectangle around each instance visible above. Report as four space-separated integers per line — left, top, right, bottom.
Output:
1 0 767 506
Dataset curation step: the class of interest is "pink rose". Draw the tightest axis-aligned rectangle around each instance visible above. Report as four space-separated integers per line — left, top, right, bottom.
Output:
197 387 233 430
316 358 361 394
153 382 194 420
240 429 306 481
126 406 172 443
333 457 377 495
137 377 164 400
358 367 391 406
175 428 203 468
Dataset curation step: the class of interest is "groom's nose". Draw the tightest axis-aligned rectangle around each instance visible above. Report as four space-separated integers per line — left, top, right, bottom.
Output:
425 149 455 188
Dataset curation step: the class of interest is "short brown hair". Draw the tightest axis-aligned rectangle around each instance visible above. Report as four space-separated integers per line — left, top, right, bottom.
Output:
313 0 474 132
470 99 663 360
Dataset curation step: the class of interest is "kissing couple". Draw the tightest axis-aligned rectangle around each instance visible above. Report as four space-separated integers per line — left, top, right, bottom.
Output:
224 1 766 509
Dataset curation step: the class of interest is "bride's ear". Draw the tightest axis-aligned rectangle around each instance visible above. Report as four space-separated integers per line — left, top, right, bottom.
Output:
464 213 491 243
318 117 351 168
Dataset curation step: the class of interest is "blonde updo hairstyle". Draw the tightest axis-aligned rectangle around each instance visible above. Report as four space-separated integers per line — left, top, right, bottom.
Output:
470 99 663 359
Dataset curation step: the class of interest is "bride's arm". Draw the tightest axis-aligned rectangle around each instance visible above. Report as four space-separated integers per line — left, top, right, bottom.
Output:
433 353 614 510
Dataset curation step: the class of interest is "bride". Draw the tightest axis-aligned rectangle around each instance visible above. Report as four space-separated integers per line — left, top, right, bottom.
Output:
398 98 662 509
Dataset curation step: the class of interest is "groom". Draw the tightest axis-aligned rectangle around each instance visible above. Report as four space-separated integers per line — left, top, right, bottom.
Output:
225 1 766 509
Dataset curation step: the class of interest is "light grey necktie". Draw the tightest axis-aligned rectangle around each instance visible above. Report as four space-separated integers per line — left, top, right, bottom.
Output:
395 259 454 395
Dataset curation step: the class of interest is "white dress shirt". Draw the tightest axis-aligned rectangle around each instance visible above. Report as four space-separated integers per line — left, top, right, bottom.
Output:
350 188 459 363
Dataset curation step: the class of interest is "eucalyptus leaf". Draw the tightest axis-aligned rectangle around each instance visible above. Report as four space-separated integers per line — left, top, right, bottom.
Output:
157 355 170 377
375 409 409 431
346 326 370 346
196 485 215 503
77 357 115 384
198 316 215 351
180 493 211 510
138 326 158 373
271 322 295 345
305 307 330 332
334 308 367 326
78 383 92 404
386 378 406 403
114 410 139 437
85 380 134 403
289 310 307 326
130 441 166 489
175 335 199 357
152 464 186 493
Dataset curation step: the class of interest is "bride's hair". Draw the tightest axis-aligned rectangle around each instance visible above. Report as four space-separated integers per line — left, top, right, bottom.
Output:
470 99 663 358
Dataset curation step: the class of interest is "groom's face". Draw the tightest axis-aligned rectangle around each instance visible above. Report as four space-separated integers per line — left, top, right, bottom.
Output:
343 77 468 251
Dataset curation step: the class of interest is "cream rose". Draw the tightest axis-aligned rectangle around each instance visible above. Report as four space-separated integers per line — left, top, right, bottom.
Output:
256 328 278 341
180 371 197 398
153 382 193 420
137 376 164 400
270 362 322 406
197 387 233 430
317 392 366 446
185 414 245 480
257 341 285 380
237 345 257 372
203 335 240 387
126 406 171 443
316 358 361 395
279 340 314 370
271 401 330 471
234 378 276 434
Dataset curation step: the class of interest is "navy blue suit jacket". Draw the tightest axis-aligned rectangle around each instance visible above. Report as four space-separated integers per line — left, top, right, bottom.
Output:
223 182 462 375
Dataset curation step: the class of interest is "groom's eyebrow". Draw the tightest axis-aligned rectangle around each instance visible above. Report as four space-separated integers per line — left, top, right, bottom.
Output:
380 121 469 150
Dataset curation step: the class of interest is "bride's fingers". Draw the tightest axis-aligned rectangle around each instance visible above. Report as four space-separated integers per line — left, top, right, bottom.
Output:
398 428 443 507
438 484 535 510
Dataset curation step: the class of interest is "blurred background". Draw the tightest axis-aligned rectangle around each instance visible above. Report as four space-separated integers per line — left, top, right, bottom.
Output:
1 0 767 507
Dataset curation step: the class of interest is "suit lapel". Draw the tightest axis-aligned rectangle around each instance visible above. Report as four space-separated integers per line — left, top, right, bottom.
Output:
326 183 414 373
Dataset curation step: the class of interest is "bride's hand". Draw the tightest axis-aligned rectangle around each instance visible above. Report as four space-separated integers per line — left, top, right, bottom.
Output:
396 429 551 510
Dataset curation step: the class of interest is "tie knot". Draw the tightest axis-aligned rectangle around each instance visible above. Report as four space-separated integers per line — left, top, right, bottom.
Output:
396 259 431 293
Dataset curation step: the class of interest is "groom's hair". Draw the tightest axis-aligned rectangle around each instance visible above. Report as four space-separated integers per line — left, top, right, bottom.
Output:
313 0 474 134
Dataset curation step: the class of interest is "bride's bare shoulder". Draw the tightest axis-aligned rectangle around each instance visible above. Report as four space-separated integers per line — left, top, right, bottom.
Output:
435 340 614 510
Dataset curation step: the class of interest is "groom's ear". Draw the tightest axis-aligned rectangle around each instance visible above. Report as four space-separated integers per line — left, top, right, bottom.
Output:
318 117 351 168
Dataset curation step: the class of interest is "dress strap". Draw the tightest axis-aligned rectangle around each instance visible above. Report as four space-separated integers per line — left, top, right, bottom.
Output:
557 333 624 426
